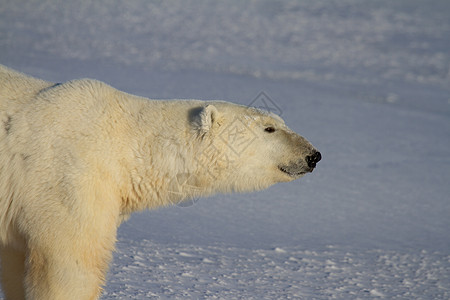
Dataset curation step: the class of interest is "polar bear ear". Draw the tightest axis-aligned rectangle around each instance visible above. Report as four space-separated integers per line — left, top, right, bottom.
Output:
190 104 219 135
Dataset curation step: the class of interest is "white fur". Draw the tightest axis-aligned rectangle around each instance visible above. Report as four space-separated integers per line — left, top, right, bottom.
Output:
0 65 316 299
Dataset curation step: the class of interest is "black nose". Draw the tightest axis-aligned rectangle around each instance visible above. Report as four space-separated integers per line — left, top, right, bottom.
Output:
306 151 321 168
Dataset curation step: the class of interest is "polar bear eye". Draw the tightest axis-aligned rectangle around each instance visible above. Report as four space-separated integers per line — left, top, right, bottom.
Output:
264 126 276 133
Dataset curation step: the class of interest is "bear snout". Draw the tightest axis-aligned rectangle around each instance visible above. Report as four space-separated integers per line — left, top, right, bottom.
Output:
278 150 321 178
305 150 321 169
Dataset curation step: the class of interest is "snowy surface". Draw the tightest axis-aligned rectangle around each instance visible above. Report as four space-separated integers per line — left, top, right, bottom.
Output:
1 0 450 299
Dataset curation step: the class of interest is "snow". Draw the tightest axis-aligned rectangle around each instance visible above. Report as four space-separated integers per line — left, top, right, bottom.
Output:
104 241 449 299
1 0 450 299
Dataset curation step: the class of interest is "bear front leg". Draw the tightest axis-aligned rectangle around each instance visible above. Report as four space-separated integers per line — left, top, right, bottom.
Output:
0 245 26 300
23 238 114 300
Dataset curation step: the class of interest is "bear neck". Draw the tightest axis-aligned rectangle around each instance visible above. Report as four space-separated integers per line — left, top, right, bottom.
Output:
119 99 234 213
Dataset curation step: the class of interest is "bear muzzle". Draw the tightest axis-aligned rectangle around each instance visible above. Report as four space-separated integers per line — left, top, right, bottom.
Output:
278 150 321 177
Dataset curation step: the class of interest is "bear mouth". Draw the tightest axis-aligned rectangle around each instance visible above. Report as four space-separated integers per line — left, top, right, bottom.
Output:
278 166 308 178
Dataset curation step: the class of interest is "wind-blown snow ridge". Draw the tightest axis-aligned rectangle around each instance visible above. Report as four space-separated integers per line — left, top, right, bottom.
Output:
1 0 449 87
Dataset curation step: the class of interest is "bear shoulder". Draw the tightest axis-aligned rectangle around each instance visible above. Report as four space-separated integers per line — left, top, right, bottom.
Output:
0 65 53 110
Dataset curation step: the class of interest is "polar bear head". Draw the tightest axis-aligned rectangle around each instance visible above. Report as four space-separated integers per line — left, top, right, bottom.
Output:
188 102 321 195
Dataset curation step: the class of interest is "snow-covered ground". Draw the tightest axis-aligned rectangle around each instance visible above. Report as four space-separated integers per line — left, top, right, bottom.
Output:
1 0 450 299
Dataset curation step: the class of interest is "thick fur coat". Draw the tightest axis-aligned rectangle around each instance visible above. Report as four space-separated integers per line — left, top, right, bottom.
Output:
0 65 320 299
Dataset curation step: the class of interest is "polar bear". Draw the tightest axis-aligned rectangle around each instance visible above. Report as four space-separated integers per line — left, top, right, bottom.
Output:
0 65 321 299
